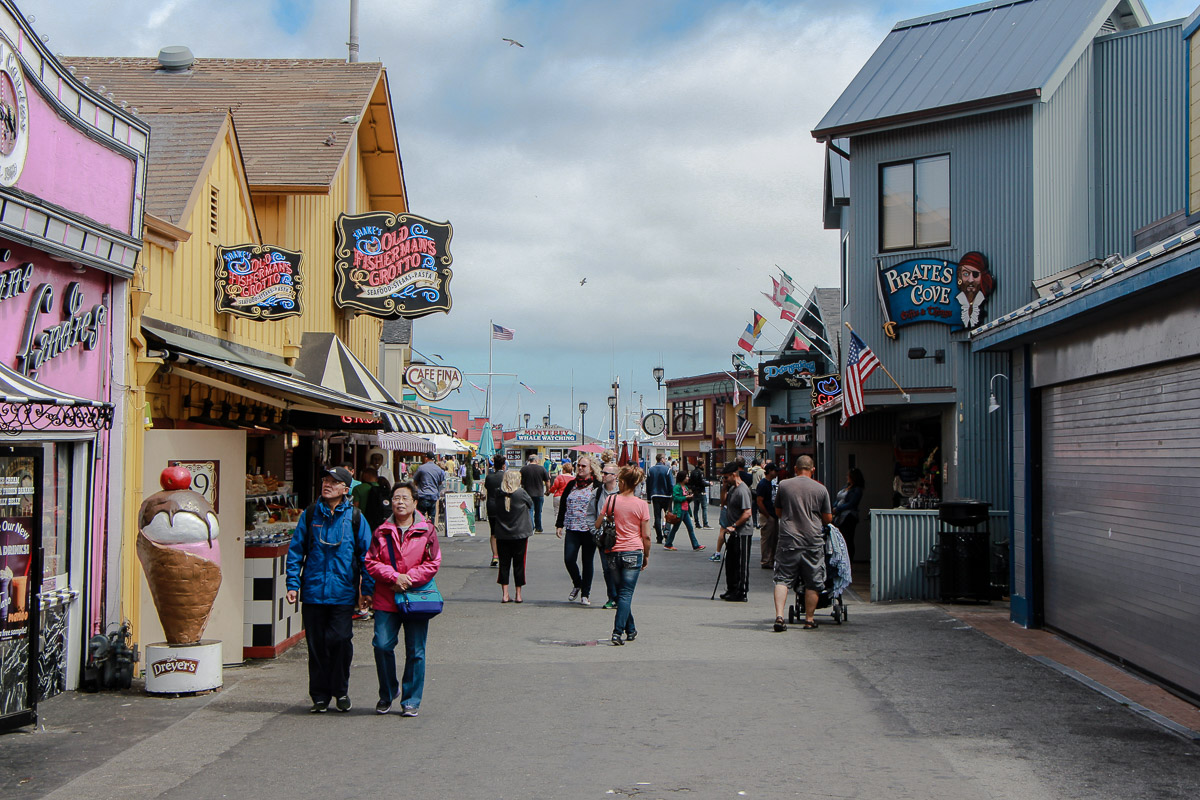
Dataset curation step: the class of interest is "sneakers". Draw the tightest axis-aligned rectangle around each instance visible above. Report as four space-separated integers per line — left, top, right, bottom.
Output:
663 545 677 551
309 700 329 713
626 631 637 642
581 596 591 606
490 558 499 567
400 706 419 717
611 633 624 646
602 600 616 610
375 700 392 715
709 553 722 562
568 587 580 602
693 545 707 551
335 695 352 712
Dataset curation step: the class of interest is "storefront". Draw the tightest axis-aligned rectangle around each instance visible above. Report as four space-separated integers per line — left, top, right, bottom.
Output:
0 2 148 730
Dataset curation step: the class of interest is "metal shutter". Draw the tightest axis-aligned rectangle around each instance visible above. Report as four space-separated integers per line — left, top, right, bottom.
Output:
1041 356 1200 696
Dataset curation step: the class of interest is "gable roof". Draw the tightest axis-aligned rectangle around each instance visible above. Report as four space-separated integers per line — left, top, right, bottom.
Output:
140 111 227 223
812 0 1150 141
63 57 388 190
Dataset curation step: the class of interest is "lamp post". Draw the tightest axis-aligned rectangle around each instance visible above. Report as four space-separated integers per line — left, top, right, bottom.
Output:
542 414 550 427
578 401 588 440
607 392 617 448
523 412 530 429
653 366 664 390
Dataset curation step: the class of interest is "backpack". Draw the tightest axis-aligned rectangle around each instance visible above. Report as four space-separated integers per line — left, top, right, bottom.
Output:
363 480 392 531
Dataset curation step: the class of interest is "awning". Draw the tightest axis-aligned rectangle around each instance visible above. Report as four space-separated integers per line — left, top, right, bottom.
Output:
377 432 435 453
0 362 113 434
143 318 299 376
418 433 471 454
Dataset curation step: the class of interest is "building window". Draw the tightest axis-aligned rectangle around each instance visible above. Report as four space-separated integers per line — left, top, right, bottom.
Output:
880 155 950 251
208 185 219 237
671 399 704 435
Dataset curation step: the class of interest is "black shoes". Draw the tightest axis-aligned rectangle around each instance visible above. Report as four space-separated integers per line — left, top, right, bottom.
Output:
611 633 624 646
309 700 329 713
626 631 637 642
335 695 352 712
719 593 748 602
376 700 391 714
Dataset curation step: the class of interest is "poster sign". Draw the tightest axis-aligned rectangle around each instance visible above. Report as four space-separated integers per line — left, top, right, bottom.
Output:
333 212 454 319
215 245 304 320
404 364 462 402
758 355 819 391
877 252 994 336
167 460 219 512
811 374 842 411
443 492 476 537
0 515 32 640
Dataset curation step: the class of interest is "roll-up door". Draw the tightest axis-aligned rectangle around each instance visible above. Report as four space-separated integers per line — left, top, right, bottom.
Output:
1041 356 1200 697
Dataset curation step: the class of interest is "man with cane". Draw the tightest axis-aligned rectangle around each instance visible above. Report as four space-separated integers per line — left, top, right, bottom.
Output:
717 463 753 601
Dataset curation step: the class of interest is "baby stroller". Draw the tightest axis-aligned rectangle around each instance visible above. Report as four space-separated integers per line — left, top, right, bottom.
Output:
787 524 851 625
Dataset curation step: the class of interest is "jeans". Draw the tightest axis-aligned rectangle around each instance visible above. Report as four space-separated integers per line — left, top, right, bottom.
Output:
563 529 598 597
600 548 618 603
373 610 430 709
302 603 355 703
692 488 709 526
606 550 643 636
417 496 437 520
529 495 545 530
651 497 671 541
665 507 699 549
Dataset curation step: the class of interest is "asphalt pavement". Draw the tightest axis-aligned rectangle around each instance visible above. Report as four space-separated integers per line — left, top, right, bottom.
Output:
3 521 1199 799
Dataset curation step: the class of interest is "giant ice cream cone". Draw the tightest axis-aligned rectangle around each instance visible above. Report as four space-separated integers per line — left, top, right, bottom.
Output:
137 468 222 645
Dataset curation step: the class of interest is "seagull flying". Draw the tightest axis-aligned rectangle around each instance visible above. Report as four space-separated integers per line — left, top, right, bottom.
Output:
502 38 524 47
579 278 587 286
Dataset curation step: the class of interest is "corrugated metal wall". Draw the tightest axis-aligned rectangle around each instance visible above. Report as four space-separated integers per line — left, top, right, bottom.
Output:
1094 23 1186 259
1010 349 1027 599
870 509 1010 601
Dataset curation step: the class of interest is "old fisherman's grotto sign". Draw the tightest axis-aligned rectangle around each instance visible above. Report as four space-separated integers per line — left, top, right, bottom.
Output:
877 251 995 337
333 212 454 319
215 245 304 321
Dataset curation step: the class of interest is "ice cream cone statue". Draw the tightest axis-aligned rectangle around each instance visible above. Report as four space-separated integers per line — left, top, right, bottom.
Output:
137 467 221 645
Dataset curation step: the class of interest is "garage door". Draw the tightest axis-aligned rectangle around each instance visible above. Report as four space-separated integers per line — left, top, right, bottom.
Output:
1042 356 1200 697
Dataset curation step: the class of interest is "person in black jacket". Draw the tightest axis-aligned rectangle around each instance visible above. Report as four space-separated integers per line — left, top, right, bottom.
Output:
688 458 709 528
483 454 507 568
492 470 534 602
554 455 607 605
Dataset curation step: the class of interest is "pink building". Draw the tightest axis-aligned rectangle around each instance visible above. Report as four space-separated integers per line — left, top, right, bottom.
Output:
0 1 147 730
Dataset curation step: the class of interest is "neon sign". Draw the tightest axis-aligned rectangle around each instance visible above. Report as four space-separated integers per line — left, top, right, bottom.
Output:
334 212 454 319
810 374 842 411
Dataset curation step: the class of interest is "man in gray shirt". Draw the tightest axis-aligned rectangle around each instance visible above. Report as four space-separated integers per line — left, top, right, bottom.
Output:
772 455 832 631
520 454 551 532
718 462 754 602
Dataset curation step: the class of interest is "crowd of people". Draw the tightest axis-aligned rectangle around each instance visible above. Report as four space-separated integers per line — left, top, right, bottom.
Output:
283 448 859 717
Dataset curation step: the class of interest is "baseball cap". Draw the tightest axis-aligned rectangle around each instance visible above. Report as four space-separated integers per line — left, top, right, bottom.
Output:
322 466 353 486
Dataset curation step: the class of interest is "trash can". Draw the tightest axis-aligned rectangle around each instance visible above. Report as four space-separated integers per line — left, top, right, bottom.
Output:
936 500 991 603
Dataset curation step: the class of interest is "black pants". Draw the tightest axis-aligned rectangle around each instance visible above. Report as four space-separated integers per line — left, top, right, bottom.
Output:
725 533 752 599
302 603 355 703
563 529 598 596
651 497 671 541
496 538 528 586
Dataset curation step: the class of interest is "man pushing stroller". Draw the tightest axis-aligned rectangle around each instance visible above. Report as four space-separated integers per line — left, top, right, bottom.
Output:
772 456 832 631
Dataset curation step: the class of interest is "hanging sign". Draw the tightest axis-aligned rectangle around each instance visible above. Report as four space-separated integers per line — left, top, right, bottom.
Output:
811 374 842 411
404 364 462 402
215 245 304 320
333 212 454 319
0 32 30 188
758 355 819 390
877 252 995 336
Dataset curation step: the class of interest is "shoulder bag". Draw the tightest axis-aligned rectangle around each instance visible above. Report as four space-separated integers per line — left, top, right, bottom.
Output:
593 494 618 551
385 529 443 620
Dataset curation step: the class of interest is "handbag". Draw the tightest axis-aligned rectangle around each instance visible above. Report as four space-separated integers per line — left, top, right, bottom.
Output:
593 494 618 551
385 530 443 620
664 511 680 525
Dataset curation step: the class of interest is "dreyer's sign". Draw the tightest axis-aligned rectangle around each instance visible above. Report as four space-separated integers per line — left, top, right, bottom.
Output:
334 212 454 319
215 245 303 320
877 252 995 336
405 364 462 402
150 657 199 678
758 355 819 391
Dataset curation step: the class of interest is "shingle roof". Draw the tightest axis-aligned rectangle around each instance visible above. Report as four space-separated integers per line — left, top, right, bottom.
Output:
812 0 1147 140
63 57 384 188
140 111 228 224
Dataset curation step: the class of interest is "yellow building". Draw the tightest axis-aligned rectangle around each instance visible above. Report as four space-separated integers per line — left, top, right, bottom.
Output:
66 53 449 660
664 369 766 474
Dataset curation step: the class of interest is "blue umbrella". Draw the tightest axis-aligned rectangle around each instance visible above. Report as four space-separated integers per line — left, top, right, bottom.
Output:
477 422 496 459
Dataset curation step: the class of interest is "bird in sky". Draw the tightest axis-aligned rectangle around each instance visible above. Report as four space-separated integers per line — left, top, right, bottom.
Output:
502 38 524 47
579 278 587 286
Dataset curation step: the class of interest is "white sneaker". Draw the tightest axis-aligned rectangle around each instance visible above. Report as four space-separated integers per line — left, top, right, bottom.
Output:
568 588 580 602
581 596 591 606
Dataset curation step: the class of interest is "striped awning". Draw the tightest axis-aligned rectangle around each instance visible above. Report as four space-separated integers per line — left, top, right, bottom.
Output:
0 361 113 433
377 431 435 453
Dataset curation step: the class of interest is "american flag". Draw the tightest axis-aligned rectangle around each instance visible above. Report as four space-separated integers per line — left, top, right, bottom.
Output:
492 323 515 340
734 415 752 447
841 330 880 427
519 381 536 394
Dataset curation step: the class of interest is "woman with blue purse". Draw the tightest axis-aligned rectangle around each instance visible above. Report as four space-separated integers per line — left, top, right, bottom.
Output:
365 482 442 716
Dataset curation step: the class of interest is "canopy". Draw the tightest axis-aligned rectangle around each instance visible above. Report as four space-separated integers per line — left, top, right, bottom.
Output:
377 431 435 454
419 433 471 454
571 443 605 453
477 422 496 459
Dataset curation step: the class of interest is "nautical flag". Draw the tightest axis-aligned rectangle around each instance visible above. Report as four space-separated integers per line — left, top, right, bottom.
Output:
736 311 766 352
791 332 811 352
469 381 485 392
492 324 515 340
519 381 536 394
734 415 752 448
841 331 881 427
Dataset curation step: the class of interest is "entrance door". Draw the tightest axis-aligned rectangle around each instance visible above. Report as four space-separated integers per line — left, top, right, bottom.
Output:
0 446 42 731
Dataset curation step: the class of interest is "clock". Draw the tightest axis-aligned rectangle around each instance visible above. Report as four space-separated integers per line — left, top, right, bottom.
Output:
642 412 666 437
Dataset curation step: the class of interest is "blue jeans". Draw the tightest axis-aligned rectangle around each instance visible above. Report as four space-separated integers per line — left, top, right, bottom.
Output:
373 610 430 709
529 495 545 530
563 530 598 597
693 490 709 526
606 550 643 636
665 507 698 549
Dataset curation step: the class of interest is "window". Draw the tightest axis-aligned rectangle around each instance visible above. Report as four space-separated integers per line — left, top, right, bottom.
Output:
208 185 219 237
671 399 704 435
880 155 950 251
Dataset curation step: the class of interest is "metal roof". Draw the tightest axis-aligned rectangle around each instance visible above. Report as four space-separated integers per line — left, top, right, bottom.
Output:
812 0 1149 140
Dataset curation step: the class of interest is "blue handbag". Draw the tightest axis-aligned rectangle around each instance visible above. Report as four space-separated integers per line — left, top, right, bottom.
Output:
384 531 444 620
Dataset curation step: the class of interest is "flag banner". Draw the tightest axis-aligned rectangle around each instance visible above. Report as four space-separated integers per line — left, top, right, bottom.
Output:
762 290 780 307
737 326 756 352
780 292 801 321
492 323 515 340
792 333 811 352
752 310 767 338
519 381 536 394
469 381 485 391
779 268 796 287
735 415 752 448
841 331 881 426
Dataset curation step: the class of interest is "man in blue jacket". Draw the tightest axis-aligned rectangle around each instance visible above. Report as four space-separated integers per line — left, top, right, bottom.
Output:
645 453 675 544
286 466 374 713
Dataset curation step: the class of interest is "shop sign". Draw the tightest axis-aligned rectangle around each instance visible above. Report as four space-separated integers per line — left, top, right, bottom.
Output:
404 364 462 402
287 411 381 432
14 280 107 379
0 32 30 188
698 440 713 453
811 374 842 411
333 212 454 319
877 252 995 337
513 427 577 444
758 355 819 391
0 515 33 639
215 245 303 320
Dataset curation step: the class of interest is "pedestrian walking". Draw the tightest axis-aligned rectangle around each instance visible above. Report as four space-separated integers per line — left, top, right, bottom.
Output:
832 468 865 562
412 451 445 522
664 468 704 551
549 462 574 519
645 453 675 543
597 465 651 645
520 454 551 532
688 458 710 528
554 456 605 606
748 460 766 528
772 456 833 631
285 466 374 713
483 454 506 567
717 463 753 602
364 482 441 716
756 462 779 568
493 470 534 603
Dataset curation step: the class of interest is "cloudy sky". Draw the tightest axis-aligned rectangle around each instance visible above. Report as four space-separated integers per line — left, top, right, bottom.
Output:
23 0 1195 440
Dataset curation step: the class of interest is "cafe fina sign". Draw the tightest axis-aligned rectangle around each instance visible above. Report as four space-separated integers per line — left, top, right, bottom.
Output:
876 252 995 337
334 212 454 319
404 364 462 403
215 245 304 320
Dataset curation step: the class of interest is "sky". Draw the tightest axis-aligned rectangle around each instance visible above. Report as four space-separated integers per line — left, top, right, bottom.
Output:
22 0 1197 441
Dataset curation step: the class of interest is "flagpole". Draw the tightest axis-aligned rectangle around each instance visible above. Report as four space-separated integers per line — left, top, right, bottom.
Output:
844 321 909 400
487 318 493 422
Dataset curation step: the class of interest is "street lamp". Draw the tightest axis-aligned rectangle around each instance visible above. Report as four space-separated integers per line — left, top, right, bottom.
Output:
542 414 550 427
653 366 664 390
523 412 531 428
987 374 1009 414
578 401 588 438
607 392 617 446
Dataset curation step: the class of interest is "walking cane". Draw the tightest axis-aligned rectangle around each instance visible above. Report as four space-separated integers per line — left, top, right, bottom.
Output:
710 556 725 600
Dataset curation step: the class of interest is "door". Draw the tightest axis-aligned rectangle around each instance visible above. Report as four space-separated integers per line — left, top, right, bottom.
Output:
1040 357 1200 697
0 446 42 731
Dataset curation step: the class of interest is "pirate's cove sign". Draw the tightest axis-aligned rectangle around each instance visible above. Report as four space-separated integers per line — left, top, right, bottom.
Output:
215 245 303 320
334 212 454 319
877 252 995 337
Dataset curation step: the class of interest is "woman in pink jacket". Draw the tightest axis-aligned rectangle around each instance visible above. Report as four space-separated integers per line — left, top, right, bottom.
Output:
365 482 442 716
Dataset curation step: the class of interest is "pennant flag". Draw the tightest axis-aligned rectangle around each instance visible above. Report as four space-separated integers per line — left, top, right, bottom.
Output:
735 415 752 448
492 323 515 340
841 331 881 427
519 381 536 394
733 380 740 406
791 332 811 352
469 381 485 392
